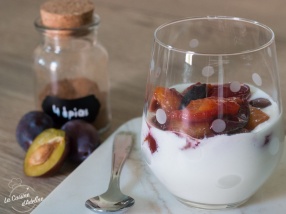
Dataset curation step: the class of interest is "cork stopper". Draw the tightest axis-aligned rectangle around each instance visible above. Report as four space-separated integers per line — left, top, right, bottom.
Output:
40 0 95 29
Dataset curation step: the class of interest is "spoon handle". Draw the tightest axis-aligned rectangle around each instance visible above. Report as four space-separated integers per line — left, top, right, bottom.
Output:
111 132 133 180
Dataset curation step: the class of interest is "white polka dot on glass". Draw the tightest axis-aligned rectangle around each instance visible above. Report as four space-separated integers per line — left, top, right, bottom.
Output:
267 47 272 57
217 174 242 189
211 119 226 133
189 39 199 48
150 59 155 71
156 109 167 124
230 81 241 92
252 73 262 86
202 66 215 77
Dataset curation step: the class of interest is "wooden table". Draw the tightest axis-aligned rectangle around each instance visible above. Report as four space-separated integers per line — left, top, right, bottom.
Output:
1 0 286 213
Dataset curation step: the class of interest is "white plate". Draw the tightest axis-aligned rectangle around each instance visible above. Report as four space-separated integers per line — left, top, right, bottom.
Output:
32 117 286 214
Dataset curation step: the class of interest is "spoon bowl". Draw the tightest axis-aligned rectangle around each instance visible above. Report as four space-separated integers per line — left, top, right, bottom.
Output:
85 193 135 212
85 132 135 213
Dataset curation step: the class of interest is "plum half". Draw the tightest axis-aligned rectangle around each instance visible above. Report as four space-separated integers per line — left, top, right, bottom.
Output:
24 128 69 177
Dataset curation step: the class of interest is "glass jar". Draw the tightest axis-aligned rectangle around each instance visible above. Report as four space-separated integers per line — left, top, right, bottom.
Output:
33 14 111 133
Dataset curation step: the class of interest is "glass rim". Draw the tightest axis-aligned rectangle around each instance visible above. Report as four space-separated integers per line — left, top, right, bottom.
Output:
34 13 100 33
154 16 275 56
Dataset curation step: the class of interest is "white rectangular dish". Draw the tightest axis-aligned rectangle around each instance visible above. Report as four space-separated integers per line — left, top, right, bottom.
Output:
32 117 286 214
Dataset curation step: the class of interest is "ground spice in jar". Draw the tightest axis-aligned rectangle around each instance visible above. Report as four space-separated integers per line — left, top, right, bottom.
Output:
38 77 110 130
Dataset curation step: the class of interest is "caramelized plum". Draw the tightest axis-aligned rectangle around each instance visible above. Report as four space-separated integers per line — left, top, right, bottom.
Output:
168 99 249 138
170 97 240 123
151 87 182 114
16 111 54 151
246 106 270 130
24 128 68 177
249 98 271 108
209 83 250 99
217 99 250 134
180 83 209 109
168 119 214 139
147 83 271 139
61 120 101 163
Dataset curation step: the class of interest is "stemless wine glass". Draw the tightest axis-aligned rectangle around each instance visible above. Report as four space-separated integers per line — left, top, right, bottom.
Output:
141 16 284 209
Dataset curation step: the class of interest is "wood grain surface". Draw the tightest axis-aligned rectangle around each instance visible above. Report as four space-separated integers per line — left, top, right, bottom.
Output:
0 0 286 213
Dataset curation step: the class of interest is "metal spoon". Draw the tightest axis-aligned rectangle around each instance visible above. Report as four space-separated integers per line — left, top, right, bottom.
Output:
85 132 135 213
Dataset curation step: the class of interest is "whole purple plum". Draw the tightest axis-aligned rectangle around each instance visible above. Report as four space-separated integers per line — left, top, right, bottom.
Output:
16 111 54 151
61 120 101 163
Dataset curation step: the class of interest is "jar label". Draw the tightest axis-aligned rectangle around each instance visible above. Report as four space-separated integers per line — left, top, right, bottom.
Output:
42 95 101 127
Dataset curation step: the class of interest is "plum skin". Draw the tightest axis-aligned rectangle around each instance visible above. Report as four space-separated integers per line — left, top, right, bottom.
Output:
16 111 54 151
61 120 101 163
